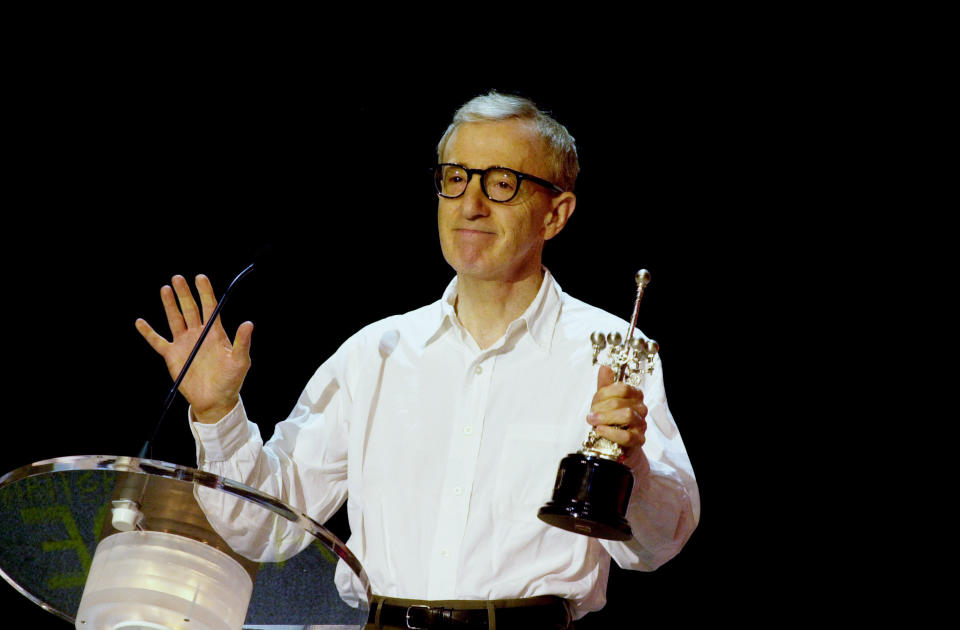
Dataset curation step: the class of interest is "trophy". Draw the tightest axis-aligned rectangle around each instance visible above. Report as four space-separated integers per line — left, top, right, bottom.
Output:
537 269 659 540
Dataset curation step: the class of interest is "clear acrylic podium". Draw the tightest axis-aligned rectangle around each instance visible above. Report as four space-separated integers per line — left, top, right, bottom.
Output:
0 455 371 629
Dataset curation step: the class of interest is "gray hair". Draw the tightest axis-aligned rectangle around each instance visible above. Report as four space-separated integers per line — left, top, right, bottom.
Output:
436 91 579 192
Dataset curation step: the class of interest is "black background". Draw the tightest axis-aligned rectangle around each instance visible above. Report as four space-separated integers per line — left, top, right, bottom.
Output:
1 44 829 626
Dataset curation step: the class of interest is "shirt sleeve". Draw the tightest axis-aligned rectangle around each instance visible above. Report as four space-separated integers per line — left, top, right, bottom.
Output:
187 345 353 562
600 355 701 571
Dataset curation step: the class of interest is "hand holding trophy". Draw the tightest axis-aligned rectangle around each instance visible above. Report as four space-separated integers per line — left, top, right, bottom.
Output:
538 270 659 540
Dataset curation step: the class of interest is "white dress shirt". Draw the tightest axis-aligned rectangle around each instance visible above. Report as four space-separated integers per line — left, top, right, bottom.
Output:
190 269 699 619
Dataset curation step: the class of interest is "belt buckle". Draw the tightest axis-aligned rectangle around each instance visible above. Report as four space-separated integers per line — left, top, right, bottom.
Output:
406 604 431 629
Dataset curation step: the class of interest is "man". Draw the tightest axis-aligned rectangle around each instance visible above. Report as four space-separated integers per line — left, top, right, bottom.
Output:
136 91 699 629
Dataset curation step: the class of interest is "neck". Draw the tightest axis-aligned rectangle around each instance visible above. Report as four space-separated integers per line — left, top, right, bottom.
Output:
455 268 545 350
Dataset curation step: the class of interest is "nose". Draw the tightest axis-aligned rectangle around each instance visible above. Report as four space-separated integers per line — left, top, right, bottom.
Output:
459 176 490 219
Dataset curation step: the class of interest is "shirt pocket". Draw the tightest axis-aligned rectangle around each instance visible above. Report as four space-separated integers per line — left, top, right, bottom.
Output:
493 423 570 524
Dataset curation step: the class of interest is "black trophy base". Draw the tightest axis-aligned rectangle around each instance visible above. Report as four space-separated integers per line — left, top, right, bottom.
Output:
537 452 634 541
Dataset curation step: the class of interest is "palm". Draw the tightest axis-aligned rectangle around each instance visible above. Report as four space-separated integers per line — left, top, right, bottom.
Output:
163 320 247 409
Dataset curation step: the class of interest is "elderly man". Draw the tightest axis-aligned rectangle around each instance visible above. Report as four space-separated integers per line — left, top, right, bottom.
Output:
136 91 699 629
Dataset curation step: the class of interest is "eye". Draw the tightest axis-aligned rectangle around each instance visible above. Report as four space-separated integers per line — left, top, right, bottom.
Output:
487 169 517 191
442 166 466 183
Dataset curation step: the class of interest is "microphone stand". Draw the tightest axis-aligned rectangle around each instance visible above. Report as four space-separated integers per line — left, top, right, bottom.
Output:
137 262 256 459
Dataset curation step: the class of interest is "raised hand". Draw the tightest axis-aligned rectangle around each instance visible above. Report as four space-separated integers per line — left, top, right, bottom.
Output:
135 274 253 424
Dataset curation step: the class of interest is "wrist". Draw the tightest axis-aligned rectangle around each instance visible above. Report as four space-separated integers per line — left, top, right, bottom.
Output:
191 398 239 424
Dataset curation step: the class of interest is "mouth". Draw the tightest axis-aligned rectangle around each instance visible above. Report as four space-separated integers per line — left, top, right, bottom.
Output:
454 227 496 236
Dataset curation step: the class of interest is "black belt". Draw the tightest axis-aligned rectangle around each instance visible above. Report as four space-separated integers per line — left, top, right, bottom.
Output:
367 595 570 629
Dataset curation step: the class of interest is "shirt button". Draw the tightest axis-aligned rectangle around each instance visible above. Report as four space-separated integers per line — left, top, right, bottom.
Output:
440 549 449 558
463 426 473 435
474 365 483 375
453 486 463 496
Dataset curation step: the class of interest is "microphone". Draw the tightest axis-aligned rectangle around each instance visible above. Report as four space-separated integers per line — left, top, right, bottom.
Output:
137 259 261 459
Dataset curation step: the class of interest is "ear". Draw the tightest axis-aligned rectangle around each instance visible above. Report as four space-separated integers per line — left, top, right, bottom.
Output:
543 191 577 241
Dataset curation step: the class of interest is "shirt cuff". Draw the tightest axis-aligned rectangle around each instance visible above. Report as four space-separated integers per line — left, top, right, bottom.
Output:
188 398 250 462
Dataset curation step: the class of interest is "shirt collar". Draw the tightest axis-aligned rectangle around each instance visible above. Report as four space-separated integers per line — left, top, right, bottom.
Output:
423 267 562 352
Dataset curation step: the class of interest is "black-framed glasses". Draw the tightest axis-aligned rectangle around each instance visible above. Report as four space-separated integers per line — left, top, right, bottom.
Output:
433 163 564 203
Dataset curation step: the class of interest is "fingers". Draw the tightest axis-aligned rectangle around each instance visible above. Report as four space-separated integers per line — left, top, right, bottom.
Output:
163 274 225 333
589 365 648 448
588 404 647 448
160 284 186 336
195 274 220 324
591 421 647 448
591 392 647 416
592 380 644 408
140 275 222 361
134 317 170 354
589 401 647 429
171 275 202 329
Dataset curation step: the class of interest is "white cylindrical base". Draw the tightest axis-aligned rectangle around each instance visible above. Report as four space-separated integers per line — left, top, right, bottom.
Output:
76 530 253 630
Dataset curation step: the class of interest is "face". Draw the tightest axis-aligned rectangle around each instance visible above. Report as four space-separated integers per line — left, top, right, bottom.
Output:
437 119 575 283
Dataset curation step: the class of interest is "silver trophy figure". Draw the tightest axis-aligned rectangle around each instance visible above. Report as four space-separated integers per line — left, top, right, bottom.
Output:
538 270 658 540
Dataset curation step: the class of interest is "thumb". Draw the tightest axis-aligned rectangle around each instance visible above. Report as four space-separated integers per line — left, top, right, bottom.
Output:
233 321 255 359
597 364 616 391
